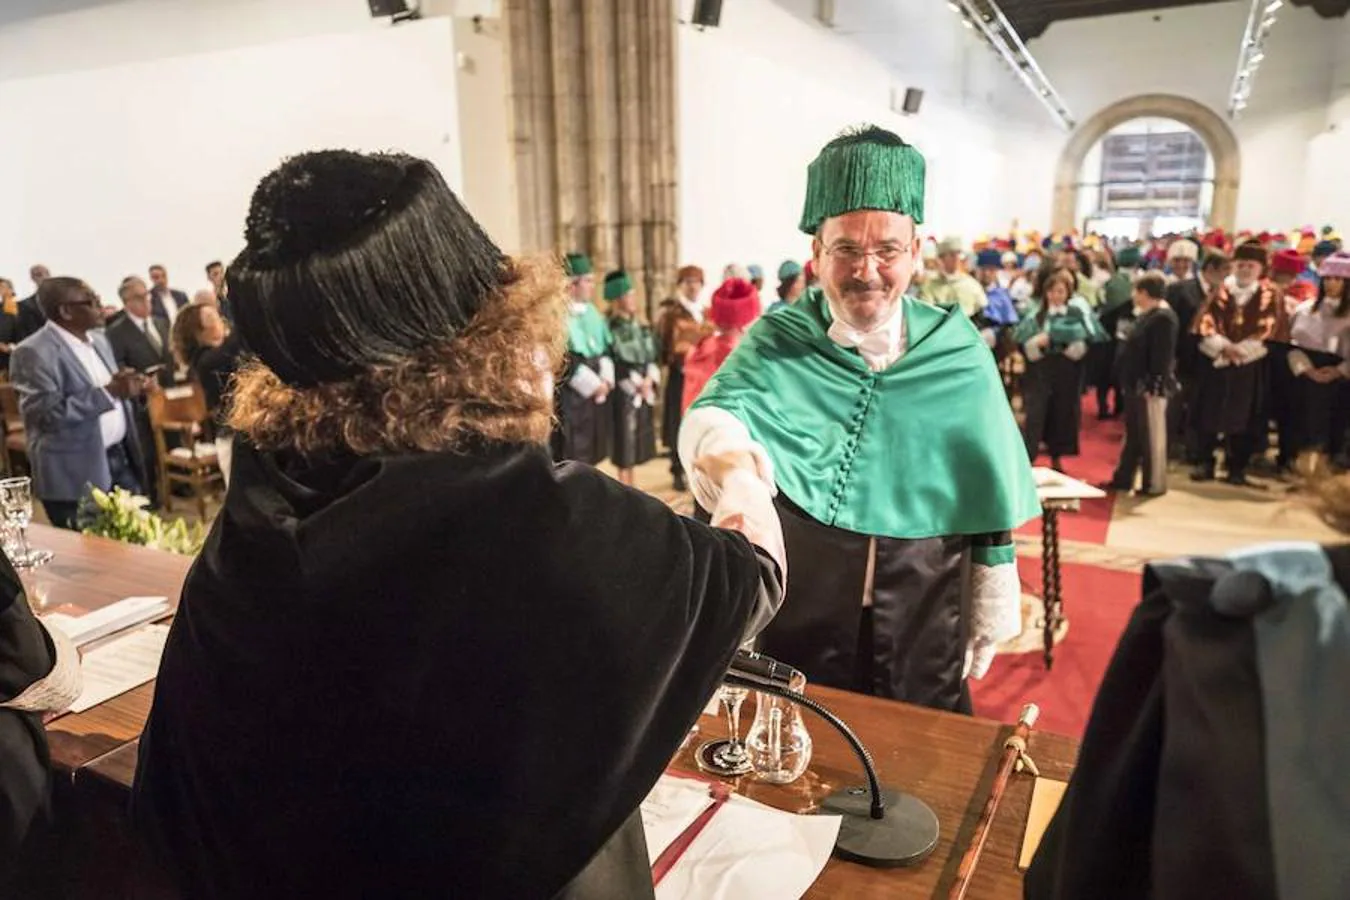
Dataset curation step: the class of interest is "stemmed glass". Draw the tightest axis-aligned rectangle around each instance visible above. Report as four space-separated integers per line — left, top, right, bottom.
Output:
0 477 53 568
695 639 756 777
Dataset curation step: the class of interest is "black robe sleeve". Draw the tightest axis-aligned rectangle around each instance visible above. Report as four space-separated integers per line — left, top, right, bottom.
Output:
0 553 59 894
132 445 782 900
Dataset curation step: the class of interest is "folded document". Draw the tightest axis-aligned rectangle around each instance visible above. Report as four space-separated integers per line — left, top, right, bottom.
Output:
641 773 840 900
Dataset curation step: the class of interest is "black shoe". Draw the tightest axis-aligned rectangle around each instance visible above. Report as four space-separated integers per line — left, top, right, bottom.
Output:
672 473 687 492
1190 466 1216 482
1096 480 1131 492
1051 457 1065 473
1224 473 1266 489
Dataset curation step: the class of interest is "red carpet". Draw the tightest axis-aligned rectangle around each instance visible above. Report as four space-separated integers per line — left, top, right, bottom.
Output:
970 556 1141 738
1015 398 1125 545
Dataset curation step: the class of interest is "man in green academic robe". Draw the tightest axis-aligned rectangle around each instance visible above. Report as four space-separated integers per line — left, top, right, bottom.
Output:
551 253 615 465
680 126 1040 712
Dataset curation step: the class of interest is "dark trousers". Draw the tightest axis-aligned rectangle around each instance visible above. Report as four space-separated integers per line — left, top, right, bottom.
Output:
41 442 143 531
1113 392 1169 494
1195 431 1256 479
662 365 686 478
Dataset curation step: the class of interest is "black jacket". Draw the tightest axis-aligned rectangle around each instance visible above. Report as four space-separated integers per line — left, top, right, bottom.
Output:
1026 544 1350 900
1117 304 1178 394
134 440 781 899
0 553 60 896
150 288 189 323
1164 278 1206 378
187 334 244 425
14 296 44 343
105 313 175 386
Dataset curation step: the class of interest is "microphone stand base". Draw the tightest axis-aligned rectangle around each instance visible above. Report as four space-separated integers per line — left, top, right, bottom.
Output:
820 786 940 868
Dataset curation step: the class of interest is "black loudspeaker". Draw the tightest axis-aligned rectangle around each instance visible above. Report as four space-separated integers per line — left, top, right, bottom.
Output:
692 0 724 28
367 0 411 17
902 88 924 115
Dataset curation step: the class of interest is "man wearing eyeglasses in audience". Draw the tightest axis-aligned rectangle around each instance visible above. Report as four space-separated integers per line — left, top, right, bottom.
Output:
8 277 150 528
681 126 1038 713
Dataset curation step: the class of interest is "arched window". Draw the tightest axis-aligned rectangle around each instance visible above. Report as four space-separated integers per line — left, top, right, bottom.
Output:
1075 117 1214 240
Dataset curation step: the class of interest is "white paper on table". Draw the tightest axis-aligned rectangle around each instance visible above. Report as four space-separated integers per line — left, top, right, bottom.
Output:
654 790 841 900
641 775 720 865
41 595 171 648
69 623 170 713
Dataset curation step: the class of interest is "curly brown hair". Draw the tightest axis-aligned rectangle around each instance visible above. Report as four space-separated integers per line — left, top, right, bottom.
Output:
228 255 567 456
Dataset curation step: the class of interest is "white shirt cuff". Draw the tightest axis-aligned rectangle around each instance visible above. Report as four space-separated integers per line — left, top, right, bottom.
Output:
598 357 616 387
567 364 603 398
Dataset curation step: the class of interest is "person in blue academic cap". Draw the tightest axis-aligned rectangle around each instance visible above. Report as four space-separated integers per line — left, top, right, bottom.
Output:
973 248 1020 358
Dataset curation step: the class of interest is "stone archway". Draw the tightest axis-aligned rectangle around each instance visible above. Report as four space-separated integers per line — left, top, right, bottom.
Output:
1051 94 1240 233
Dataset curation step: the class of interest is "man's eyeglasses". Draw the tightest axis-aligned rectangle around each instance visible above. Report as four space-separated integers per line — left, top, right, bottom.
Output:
824 244 911 267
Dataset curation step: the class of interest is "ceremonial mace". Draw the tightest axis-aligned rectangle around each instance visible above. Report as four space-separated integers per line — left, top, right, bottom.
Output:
948 703 1041 900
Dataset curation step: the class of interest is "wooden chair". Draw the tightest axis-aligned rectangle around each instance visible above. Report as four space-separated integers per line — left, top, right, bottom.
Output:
0 382 28 477
147 382 224 521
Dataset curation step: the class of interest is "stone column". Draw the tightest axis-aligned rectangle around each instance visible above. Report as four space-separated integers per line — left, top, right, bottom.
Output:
502 0 679 316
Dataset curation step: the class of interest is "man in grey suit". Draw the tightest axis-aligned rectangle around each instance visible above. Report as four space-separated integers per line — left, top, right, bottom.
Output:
8 277 150 529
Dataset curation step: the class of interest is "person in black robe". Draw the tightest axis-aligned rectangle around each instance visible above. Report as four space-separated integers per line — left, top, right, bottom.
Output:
1282 254 1350 464
0 277 22 373
1105 273 1178 496
1014 266 1107 470
551 254 614 466
1 552 82 898
131 150 786 900
1189 241 1286 486
603 270 659 485
1165 250 1229 462
654 266 710 492
1026 536 1350 900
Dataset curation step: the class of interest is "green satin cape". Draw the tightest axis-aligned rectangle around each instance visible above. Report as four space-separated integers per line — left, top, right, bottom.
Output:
691 289 1040 539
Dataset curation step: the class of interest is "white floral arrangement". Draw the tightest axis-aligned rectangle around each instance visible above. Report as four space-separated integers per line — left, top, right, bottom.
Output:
80 488 207 556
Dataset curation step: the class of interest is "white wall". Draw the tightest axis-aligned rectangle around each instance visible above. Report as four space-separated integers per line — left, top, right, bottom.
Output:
0 0 519 299
995 0 1346 232
677 0 1016 278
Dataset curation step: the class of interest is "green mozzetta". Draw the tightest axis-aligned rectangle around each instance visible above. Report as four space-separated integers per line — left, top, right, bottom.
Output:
1012 299 1107 351
609 316 658 367
568 304 612 358
691 288 1040 539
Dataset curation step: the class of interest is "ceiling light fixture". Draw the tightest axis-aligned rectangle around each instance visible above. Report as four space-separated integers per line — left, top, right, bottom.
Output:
951 0 1076 130
1228 0 1282 118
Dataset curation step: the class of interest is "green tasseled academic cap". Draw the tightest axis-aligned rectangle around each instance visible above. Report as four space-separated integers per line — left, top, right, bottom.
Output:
603 270 632 300
565 253 593 277
798 126 926 235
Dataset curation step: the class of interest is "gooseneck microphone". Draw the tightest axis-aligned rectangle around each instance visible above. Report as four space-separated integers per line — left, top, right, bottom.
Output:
724 650 940 868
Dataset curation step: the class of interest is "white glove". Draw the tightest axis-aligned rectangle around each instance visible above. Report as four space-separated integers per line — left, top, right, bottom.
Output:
1063 340 1088 362
963 562 1022 680
679 407 777 515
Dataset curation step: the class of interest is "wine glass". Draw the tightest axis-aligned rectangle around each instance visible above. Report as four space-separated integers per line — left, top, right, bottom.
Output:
695 640 756 777
0 477 52 568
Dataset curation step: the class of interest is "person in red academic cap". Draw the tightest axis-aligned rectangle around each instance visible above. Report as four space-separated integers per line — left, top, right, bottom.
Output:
681 278 760 413
1271 249 1317 312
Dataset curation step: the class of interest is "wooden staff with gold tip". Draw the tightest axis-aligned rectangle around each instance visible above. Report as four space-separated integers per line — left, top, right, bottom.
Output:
948 703 1041 900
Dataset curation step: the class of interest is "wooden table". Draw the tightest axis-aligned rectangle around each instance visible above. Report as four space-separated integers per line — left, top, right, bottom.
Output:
25 524 192 774
34 524 1079 898
74 686 1076 899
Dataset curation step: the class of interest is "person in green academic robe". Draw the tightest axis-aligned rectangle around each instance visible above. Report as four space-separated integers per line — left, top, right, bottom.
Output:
681 126 1041 712
1014 266 1108 469
604 270 659 485
552 253 614 465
